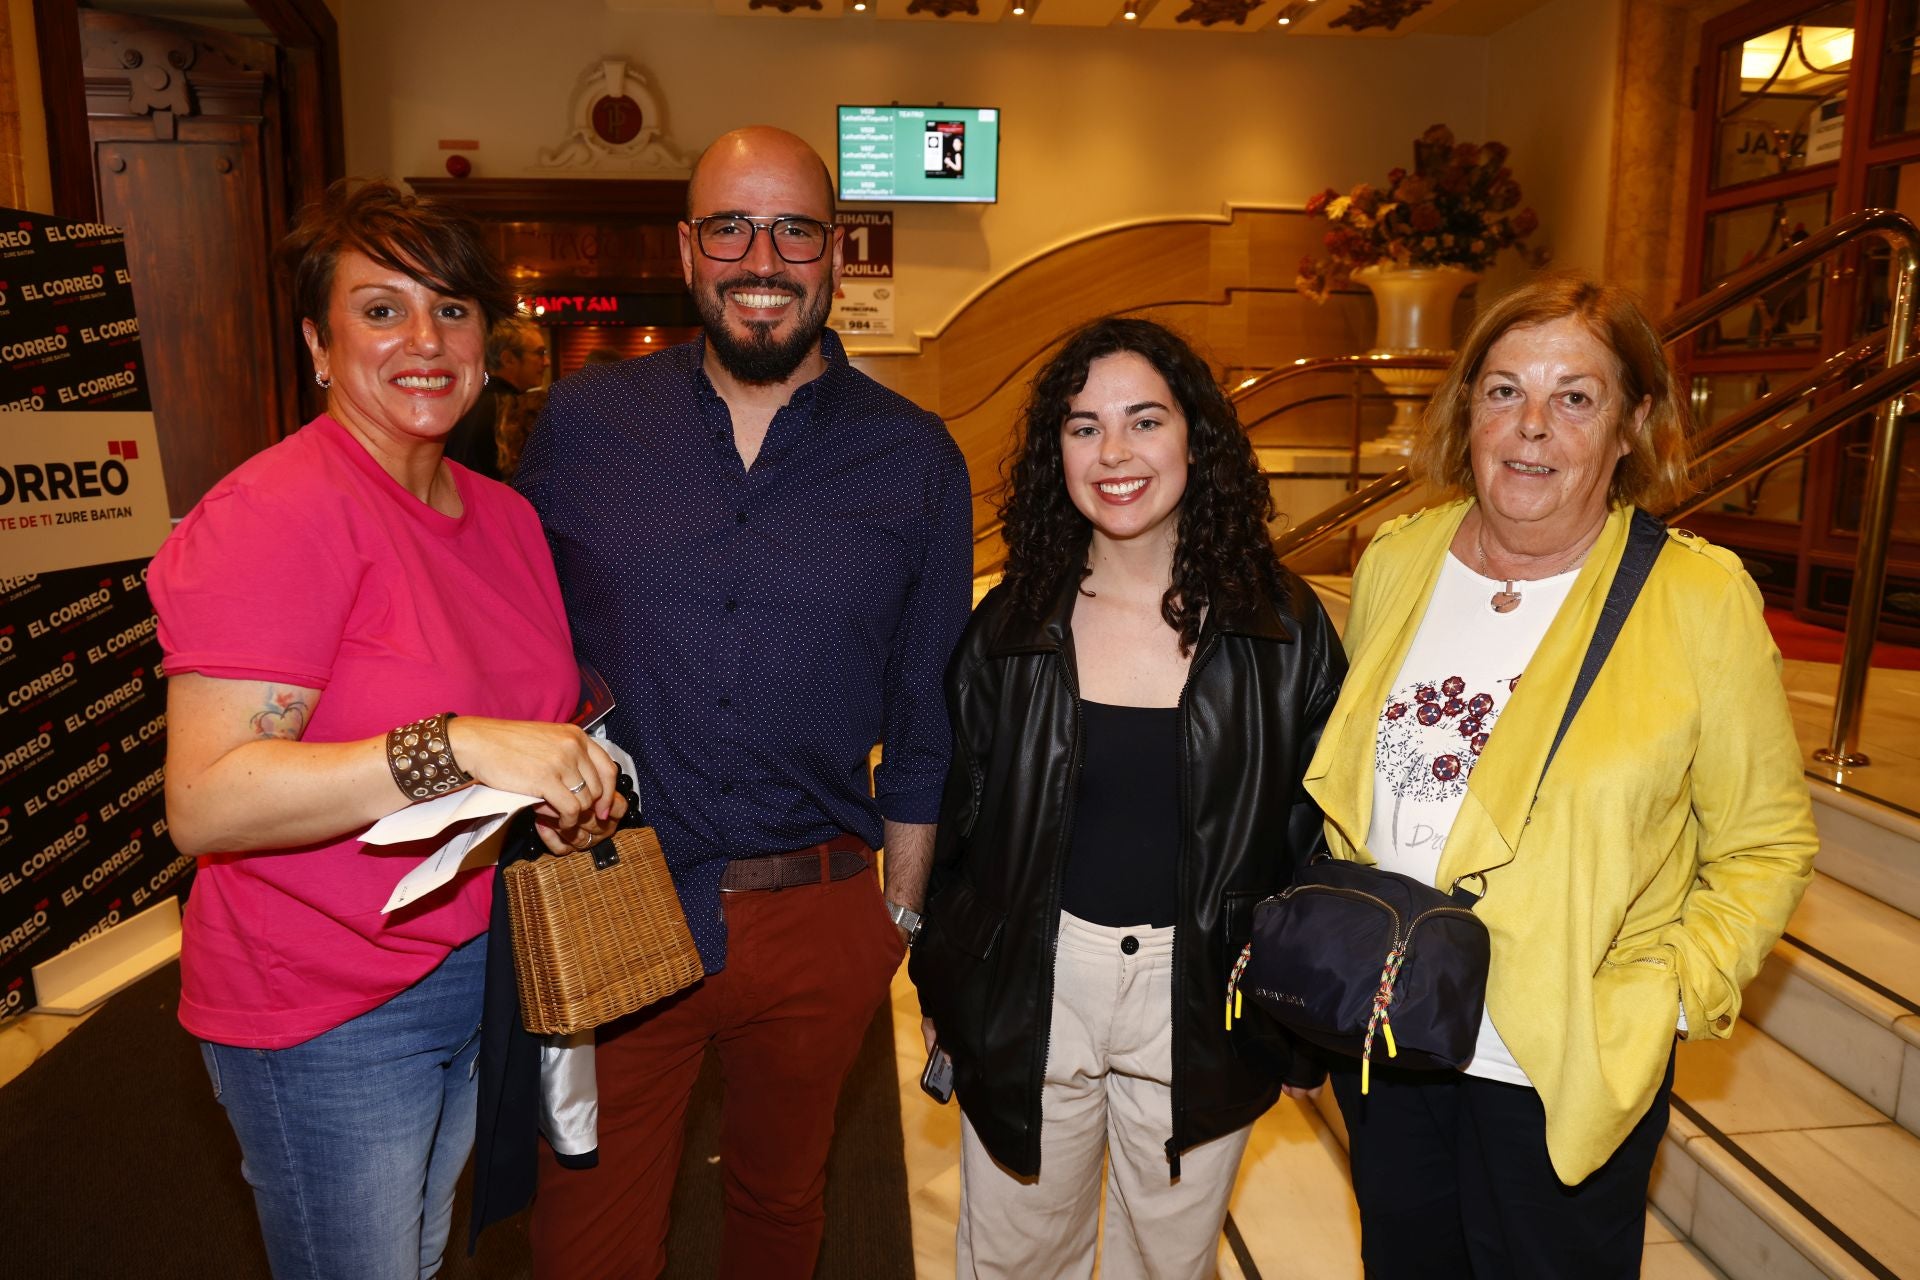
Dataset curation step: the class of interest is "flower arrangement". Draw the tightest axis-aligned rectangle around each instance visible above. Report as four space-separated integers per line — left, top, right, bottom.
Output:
1296 124 1539 302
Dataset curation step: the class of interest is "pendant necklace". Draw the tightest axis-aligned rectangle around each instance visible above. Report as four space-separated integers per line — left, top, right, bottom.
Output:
1475 520 1589 615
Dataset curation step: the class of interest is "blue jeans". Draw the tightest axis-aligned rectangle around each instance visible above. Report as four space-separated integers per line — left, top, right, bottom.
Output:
199 935 486 1280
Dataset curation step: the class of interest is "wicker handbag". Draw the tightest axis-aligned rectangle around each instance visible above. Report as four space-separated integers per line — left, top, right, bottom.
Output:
502 781 704 1035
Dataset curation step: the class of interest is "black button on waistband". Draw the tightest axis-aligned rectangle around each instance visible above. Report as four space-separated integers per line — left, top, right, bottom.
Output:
1120 935 1139 955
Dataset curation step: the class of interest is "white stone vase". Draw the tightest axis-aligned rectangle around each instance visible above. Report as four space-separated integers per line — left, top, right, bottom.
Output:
1351 263 1477 454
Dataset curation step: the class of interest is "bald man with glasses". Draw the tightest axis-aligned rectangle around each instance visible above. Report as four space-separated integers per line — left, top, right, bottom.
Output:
511 126 972 1279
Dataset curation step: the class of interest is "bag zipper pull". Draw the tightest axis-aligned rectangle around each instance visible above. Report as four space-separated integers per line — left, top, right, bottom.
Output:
1224 941 1251 1030
1358 939 1410 1095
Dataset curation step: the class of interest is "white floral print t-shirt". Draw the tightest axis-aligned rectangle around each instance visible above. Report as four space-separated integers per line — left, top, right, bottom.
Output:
1368 549 1579 1086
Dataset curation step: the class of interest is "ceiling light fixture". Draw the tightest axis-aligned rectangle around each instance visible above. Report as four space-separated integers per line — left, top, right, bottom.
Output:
1123 6 1137 17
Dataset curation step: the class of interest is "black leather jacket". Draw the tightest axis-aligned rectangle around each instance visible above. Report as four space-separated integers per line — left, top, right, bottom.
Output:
910 568 1345 1178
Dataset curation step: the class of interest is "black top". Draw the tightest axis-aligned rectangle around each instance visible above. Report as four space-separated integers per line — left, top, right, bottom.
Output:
1061 700 1182 927
443 377 522 483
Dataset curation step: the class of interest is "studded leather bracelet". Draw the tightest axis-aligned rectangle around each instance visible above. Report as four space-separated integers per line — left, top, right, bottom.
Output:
386 712 473 802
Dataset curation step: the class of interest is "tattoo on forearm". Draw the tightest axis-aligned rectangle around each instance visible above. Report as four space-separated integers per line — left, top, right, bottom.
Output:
248 687 310 740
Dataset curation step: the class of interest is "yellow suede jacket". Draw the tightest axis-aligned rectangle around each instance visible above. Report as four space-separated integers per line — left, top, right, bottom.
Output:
1304 500 1816 1183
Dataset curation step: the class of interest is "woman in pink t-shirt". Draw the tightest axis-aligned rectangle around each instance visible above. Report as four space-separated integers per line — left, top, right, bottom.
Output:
148 181 624 1280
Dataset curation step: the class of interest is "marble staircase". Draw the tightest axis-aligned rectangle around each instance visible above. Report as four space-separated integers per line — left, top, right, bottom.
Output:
1648 790 1920 1280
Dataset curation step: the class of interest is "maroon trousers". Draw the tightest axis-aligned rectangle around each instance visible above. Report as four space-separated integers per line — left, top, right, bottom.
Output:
530 866 905 1280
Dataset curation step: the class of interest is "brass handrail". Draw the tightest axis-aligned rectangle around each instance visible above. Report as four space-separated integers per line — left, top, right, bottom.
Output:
1227 352 1453 402
1819 219 1918 767
1664 208 1919 767
1271 466 1417 560
1690 334 1883 468
1658 208 1917 343
1673 354 1920 522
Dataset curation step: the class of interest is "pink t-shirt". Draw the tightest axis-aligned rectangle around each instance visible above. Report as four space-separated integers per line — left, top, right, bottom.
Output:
149 415 577 1049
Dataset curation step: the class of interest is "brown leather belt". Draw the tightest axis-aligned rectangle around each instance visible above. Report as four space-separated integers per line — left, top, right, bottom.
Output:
719 834 871 892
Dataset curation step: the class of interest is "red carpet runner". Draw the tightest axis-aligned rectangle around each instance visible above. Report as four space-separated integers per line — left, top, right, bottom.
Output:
1764 608 1920 671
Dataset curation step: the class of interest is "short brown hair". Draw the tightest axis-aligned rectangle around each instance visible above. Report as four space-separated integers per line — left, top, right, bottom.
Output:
1414 273 1693 512
279 179 515 344
486 316 544 368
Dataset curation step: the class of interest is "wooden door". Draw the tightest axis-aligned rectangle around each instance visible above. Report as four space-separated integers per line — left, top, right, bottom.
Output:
81 10 298 517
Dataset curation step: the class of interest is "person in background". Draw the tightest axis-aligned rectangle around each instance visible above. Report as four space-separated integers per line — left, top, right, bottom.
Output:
914 316 1344 1279
445 314 548 481
1304 274 1815 1278
516 126 972 1278
496 384 548 482
149 180 623 1280
581 346 623 366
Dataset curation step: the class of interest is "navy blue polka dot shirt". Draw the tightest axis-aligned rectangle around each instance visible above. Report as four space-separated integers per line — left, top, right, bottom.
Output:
516 330 973 972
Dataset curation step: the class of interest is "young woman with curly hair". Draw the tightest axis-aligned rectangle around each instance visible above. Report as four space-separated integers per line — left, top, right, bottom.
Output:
910 317 1347 1279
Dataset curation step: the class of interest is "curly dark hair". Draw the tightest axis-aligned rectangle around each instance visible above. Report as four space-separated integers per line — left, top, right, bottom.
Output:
999 316 1279 655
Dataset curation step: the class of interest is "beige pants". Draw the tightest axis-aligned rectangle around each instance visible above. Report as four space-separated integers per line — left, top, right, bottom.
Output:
956 911 1253 1280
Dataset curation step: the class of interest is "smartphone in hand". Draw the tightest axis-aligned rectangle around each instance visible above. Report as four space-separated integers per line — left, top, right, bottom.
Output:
920 1043 955 1104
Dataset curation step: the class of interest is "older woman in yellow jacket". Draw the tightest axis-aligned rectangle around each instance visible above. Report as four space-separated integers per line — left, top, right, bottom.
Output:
1303 274 1814 1279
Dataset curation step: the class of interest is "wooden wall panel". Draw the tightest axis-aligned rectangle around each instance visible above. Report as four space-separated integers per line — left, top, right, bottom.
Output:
938 223 1218 416
32 0 91 220
96 126 283 518
0 8 25 210
84 12 290 516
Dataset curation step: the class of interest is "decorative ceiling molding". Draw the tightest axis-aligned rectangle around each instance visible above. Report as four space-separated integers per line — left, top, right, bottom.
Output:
715 0 840 17
1174 0 1263 25
1279 0 1463 36
1143 0 1277 30
1327 0 1436 33
534 58 690 175
875 0 1009 21
1028 0 1126 25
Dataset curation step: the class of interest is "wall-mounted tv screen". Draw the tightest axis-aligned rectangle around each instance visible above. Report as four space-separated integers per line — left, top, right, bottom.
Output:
838 106 1000 204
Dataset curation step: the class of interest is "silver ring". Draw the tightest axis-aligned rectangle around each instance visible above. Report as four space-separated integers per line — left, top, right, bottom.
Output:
567 780 588 794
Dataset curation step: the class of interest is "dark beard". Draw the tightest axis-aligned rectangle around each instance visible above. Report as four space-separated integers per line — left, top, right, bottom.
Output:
696 274 833 385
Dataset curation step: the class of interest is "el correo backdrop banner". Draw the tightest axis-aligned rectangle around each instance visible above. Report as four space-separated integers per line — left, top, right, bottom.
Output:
1 411 170 575
0 208 184 1020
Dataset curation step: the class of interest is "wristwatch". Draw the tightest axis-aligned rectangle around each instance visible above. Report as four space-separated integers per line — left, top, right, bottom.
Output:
887 901 924 946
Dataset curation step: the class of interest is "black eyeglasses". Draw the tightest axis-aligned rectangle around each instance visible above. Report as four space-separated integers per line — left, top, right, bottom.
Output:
688 215 835 264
